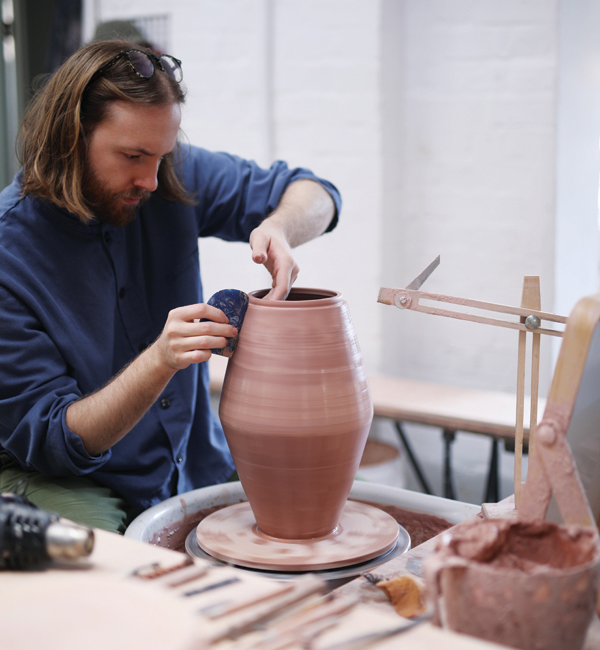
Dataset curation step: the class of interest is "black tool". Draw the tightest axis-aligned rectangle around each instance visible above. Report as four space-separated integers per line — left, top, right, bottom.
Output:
0 487 94 569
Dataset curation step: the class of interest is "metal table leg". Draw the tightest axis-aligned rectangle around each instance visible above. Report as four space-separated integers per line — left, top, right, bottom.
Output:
442 429 456 500
394 422 433 495
483 438 500 503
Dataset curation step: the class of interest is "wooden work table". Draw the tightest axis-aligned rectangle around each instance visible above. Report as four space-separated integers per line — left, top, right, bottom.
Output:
4 518 599 649
2 526 511 650
366 375 539 441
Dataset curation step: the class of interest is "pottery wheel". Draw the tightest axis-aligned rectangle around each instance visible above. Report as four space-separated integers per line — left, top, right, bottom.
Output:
195 500 402 572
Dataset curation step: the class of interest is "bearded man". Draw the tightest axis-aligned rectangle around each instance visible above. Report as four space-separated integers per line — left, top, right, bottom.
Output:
0 40 340 533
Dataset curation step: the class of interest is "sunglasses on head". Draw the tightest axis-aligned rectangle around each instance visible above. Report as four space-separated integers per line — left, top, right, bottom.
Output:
91 49 183 83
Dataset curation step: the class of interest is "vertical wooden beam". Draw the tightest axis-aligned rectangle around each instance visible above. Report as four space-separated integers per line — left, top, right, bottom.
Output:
514 276 541 508
514 329 527 507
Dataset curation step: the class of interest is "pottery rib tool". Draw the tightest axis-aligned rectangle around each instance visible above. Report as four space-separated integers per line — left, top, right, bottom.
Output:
378 259 568 512
316 613 432 650
203 574 326 644
238 595 361 650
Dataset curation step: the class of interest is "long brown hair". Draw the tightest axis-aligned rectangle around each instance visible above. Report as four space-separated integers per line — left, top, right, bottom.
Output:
18 40 195 222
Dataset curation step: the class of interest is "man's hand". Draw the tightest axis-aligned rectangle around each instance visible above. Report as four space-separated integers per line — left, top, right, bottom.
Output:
154 303 238 368
250 221 299 300
249 179 335 300
65 303 236 455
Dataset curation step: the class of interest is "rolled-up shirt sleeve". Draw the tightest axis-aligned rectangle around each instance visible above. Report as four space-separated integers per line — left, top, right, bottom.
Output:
176 147 341 241
0 284 111 475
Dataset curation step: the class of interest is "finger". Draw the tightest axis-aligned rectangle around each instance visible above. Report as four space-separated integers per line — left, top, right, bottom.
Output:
165 348 212 369
172 303 230 324
264 285 289 301
263 267 292 300
250 231 269 265
164 322 237 346
265 256 301 300
187 322 238 338
289 261 300 287
176 335 231 354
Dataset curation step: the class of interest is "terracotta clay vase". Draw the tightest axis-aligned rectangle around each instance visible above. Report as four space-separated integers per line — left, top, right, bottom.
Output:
218 288 373 540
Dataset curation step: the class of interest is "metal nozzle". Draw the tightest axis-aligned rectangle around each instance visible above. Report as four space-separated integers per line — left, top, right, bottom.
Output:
45 521 94 560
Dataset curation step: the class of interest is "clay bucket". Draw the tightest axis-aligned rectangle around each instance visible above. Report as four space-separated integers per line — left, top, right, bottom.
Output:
424 518 600 650
218 288 373 539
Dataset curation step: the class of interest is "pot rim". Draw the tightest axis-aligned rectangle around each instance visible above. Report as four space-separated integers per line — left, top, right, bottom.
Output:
249 287 342 306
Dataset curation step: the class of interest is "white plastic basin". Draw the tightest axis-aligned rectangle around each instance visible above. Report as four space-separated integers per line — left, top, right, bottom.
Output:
125 480 480 544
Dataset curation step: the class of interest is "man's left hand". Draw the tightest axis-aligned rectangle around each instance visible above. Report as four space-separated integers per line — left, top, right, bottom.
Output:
248 179 335 300
249 220 299 300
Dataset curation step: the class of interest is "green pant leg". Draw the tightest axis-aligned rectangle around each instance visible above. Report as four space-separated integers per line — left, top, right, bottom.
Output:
0 454 133 534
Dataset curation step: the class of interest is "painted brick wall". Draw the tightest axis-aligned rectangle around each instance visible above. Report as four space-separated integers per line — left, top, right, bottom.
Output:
381 0 559 394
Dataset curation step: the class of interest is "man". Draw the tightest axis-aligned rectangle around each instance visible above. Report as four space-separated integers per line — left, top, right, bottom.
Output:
0 40 340 533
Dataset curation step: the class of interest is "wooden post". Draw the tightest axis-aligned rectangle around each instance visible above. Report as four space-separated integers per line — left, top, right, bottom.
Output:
514 276 541 508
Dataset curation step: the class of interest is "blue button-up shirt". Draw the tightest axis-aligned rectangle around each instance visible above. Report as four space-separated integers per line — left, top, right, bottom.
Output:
0 145 341 514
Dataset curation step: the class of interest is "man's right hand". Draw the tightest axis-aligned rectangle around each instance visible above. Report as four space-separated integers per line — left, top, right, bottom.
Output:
66 303 236 455
154 303 238 370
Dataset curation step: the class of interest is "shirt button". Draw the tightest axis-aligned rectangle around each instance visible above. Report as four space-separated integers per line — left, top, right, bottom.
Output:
103 231 112 243
176 454 183 463
160 398 171 409
119 287 126 299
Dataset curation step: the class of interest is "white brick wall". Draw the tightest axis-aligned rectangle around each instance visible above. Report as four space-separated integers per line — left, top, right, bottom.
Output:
380 0 560 394
555 0 600 335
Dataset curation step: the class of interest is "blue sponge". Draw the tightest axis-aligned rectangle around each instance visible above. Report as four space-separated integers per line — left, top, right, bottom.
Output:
203 289 249 357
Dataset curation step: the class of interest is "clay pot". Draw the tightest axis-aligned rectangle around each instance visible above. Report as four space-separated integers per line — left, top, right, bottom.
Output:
424 518 600 650
218 288 373 539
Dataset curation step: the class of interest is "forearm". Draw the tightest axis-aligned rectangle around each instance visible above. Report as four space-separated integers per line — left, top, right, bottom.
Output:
65 302 236 456
65 344 176 456
264 179 335 248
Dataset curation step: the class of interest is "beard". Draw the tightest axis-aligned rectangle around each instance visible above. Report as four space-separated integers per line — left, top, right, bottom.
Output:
82 169 152 228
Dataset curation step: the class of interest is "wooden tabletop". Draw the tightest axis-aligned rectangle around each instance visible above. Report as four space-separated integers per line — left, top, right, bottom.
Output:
368 374 543 440
1 527 510 650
